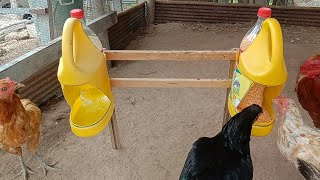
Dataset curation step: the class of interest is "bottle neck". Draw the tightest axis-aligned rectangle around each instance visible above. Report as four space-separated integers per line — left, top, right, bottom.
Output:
256 16 267 24
80 18 87 25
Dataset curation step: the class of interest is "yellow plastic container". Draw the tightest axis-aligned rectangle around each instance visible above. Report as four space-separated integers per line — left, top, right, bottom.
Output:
228 18 288 136
57 17 114 137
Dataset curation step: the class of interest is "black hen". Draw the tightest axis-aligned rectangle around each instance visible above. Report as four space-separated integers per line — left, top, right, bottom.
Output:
179 104 262 180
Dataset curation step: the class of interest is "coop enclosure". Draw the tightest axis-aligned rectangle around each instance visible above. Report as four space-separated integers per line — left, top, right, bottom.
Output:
0 0 320 106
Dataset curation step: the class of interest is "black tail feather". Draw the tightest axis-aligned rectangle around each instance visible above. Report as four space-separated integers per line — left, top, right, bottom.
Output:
297 158 320 180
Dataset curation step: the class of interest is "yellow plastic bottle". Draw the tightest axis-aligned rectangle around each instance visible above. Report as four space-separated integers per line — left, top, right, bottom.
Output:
57 9 114 137
228 17 288 137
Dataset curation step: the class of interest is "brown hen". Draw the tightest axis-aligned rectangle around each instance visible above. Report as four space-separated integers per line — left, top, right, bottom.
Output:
0 77 59 180
295 55 320 129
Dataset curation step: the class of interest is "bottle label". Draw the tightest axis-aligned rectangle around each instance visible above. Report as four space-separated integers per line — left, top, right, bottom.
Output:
229 68 253 108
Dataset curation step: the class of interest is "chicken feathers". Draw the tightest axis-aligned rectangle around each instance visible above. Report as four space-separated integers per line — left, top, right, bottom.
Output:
179 104 262 180
20 99 41 153
0 77 59 179
297 158 320 180
295 55 320 128
274 96 320 180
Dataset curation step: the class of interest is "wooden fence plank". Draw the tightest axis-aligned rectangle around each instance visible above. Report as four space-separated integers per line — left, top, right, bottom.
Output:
111 78 232 88
105 50 237 60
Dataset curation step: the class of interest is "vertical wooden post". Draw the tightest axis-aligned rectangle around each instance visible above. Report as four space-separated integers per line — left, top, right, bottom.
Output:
113 0 123 12
222 59 236 126
85 0 105 22
102 0 112 13
103 15 120 148
28 0 54 45
10 0 19 19
105 46 120 150
109 110 121 149
147 0 155 24
104 31 113 68
46 0 54 39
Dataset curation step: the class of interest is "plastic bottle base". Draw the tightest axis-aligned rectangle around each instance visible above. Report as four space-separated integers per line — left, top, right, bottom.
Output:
69 112 113 137
251 122 274 137
228 97 274 137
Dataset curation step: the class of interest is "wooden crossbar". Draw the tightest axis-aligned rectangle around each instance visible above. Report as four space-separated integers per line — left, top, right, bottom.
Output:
106 50 237 150
104 50 237 61
111 78 232 88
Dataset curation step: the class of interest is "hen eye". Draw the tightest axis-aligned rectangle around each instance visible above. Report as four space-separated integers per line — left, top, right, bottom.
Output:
1 87 8 91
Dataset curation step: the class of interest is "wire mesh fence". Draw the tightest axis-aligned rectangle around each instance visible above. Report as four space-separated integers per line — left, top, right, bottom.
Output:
0 0 113 67
0 12 39 66
0 0 320 69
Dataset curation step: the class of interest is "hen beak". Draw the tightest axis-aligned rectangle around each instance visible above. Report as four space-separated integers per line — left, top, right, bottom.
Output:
15 82 25 90
272 95 284 104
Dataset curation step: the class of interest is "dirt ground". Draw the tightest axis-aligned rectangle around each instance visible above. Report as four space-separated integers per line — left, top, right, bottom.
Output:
0 15 39 66
1 22 320 180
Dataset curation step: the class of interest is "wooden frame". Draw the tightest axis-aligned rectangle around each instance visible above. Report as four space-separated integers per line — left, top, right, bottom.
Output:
104 49 237 149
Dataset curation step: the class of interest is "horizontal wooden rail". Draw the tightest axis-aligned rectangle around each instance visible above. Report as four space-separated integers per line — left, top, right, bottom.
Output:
104 49 237 149
104 50 237 61
110 78 232 88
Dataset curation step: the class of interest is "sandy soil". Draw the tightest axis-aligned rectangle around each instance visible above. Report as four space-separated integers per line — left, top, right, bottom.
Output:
1 22 320 180
0 15 39 66
0 38 38 66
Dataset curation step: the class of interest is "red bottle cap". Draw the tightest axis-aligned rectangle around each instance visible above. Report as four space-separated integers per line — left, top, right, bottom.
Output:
258 7 272 18
70 9 84 19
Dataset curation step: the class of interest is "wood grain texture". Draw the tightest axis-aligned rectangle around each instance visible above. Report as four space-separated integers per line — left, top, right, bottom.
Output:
105 50 237 61
111 78 232 88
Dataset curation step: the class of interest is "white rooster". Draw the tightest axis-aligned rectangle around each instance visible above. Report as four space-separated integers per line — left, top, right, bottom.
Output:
273 96 320 180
